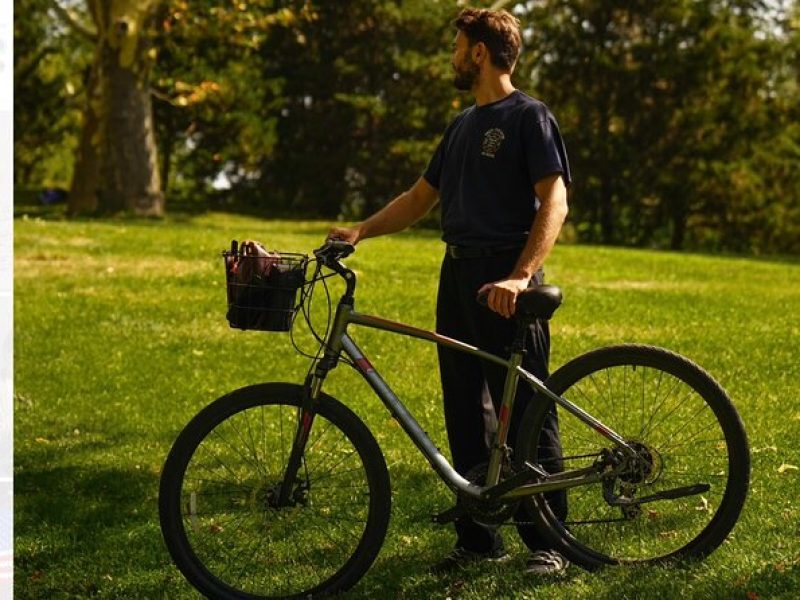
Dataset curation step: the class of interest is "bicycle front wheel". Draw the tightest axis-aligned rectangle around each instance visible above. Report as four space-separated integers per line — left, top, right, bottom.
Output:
515 345 749 568
159 383 391 599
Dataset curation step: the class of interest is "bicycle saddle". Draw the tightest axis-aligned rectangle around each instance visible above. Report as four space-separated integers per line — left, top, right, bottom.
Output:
515 285 562 320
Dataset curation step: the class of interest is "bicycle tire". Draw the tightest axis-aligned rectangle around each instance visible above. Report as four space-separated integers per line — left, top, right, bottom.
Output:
159 383 391 599
514 345 749 569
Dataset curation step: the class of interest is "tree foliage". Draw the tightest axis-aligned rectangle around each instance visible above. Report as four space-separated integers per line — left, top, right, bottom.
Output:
13 0 800 253
14 0 89 188
517 0 800 253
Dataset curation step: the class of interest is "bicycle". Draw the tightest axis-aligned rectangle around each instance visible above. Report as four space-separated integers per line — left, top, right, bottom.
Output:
159 240 750 599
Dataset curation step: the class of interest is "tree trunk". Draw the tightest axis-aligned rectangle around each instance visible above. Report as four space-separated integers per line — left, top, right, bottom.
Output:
69 52 103 214
600 176 615 245
68 0 163 216
670 199 688 250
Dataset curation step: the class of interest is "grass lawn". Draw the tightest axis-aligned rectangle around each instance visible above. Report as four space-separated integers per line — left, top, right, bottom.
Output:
13 211 800 599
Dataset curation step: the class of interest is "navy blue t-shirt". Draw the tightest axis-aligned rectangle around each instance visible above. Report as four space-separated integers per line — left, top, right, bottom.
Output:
423 90 571 247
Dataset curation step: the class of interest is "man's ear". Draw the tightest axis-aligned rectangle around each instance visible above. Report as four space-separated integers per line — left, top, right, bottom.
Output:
471 41 487 65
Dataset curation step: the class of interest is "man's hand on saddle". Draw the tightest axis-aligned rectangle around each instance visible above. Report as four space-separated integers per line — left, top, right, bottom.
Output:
477 276 529 319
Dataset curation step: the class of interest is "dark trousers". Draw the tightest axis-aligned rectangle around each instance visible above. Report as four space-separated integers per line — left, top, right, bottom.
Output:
436 251 567 553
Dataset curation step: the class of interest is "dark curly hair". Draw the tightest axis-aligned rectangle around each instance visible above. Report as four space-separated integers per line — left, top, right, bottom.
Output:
454 8 522 71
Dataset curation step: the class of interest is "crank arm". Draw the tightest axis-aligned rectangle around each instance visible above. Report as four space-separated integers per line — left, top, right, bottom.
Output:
606 483 711 507
432 504 466 525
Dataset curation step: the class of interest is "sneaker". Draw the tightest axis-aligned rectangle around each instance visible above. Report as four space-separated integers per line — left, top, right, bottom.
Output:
526 549 570 575
430 546 510 574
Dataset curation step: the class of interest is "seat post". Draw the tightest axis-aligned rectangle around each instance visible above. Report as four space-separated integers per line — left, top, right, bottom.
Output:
510 319 528 355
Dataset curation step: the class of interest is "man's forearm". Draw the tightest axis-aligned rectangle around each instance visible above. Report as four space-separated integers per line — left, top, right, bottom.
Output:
359 192 419 240
510 180 569 280
358 178 438 241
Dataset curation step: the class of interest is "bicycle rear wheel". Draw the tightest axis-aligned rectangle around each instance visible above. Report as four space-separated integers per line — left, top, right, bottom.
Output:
515 345 749 568
159 383 391 599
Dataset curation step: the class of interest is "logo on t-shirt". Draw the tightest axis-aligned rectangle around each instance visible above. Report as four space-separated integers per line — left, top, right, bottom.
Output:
481 128 505 158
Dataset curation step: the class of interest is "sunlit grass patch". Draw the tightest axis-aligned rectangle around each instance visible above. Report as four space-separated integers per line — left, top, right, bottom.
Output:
13 213 800 599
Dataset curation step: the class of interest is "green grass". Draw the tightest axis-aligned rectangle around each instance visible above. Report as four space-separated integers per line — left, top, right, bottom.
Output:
13 212 800 599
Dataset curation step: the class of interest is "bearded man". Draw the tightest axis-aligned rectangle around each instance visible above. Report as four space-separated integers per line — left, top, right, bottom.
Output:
329 7 571 576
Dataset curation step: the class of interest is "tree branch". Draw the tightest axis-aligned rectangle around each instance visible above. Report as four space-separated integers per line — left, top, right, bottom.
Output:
49 0 98 42
14 45 56 85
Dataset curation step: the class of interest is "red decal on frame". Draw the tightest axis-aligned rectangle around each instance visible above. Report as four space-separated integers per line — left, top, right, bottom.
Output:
355 357 374 373
302 411 313 433
498 405 509 426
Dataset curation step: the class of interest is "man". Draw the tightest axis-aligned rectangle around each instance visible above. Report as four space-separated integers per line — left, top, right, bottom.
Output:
329 7 570 575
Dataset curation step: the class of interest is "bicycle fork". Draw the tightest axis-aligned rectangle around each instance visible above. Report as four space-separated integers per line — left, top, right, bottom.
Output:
275 303 352 507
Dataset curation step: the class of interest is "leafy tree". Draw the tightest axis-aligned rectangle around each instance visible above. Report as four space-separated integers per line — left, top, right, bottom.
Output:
47 0 165 215
252 0 458 218
516 0 799 252
14 0 88 189
150 1 296 204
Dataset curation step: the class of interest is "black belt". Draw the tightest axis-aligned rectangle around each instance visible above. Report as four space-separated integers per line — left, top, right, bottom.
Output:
445 244 524 259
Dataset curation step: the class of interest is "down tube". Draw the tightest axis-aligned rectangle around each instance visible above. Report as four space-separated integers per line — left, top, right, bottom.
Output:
339 334 483 500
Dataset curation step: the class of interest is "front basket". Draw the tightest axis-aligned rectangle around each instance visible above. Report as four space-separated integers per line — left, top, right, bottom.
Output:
223 250 308 332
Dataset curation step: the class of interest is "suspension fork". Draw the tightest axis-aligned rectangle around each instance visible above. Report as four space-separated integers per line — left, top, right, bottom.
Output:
276 297 351 506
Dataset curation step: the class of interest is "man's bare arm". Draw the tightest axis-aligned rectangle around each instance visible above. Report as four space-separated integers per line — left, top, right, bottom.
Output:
329 177 439 245
479 173 569 318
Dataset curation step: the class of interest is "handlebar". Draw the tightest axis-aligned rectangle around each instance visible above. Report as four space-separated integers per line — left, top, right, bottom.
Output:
314 240 355 266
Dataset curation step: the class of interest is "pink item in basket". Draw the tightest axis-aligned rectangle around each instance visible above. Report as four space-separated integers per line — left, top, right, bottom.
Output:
240 240 280 279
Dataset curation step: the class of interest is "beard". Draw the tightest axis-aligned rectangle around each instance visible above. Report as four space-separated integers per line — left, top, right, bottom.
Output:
452 57 480 91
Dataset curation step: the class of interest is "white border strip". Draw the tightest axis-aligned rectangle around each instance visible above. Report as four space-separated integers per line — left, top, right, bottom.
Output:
0 1 13 597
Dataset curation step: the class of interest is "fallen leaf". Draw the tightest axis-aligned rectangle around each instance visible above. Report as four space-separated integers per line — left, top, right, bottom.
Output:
34 437 50 444
746 592 759 600
192 349 204 356
659 530 679 539
777 463 798 474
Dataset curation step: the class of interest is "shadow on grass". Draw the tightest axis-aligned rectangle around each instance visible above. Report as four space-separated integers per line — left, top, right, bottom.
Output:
14 463 173 598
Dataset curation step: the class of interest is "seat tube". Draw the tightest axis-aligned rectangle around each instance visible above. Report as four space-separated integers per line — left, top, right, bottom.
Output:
485 348 524 486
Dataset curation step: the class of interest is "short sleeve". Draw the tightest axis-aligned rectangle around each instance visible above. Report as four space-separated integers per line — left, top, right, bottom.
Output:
524 112 571 187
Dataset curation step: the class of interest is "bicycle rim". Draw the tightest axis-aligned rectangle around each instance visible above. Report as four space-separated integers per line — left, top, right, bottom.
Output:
160 384 390 598
519 345 749 565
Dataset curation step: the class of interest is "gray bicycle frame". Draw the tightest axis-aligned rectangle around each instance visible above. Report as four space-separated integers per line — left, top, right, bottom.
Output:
310 300 635 504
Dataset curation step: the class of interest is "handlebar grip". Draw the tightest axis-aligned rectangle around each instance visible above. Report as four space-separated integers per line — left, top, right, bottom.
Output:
314 240 355 262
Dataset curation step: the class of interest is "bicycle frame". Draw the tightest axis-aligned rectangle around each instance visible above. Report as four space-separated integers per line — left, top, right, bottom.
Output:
296 294 636 505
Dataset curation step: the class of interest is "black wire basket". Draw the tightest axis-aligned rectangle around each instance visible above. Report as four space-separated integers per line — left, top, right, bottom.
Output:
223 245 308 332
